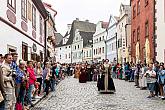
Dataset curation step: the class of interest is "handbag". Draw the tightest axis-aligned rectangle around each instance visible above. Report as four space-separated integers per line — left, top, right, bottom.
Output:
15 102 22 110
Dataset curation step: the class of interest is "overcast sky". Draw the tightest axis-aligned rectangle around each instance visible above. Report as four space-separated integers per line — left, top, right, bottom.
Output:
43 0 130 36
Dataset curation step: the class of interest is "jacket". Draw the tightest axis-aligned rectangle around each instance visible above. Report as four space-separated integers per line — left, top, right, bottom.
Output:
27 67 36 85
1 62 14 88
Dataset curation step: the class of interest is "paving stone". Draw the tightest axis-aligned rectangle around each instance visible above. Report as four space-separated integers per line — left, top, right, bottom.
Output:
35 77 165 110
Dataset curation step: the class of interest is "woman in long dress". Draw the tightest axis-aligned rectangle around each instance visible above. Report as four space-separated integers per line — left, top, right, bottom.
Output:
97 59 116 93
74 64 80 79
79 64 87 83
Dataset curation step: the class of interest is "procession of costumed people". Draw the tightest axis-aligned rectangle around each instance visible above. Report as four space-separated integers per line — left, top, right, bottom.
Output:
74 59 116 93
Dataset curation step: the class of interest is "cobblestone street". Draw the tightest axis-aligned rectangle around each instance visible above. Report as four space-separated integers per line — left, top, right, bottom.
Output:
33 77 165 110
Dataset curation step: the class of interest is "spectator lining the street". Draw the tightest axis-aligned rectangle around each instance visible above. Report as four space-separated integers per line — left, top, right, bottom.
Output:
26 60 36 107
144 63 156 98
157 64 165 99
1 53 16 109
34 62 43 96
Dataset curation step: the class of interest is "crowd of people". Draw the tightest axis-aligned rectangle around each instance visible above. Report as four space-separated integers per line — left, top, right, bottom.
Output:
1 51 165 109
0 53 66 110
72 59 165 99
111 61 165 99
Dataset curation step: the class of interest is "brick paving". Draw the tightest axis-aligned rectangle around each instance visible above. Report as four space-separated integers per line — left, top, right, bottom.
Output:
33 77 165 110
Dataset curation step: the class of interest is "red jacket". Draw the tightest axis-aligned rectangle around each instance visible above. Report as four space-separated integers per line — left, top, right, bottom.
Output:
27 67 36 85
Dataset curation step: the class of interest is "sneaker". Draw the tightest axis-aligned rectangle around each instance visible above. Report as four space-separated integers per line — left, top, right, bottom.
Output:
35 96 42 99
147 96 152 98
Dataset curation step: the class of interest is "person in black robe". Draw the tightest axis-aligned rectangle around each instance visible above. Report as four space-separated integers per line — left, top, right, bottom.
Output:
79 64 87 83
97 60 116 93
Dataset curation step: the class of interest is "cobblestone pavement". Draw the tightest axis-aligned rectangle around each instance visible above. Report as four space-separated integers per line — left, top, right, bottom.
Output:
33 77 165 110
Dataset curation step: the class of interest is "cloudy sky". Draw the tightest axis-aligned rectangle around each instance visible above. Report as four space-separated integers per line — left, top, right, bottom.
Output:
43 0 130 35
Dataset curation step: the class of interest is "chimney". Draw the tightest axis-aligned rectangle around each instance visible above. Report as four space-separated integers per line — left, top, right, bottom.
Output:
76 18 79 21
85 19 89 22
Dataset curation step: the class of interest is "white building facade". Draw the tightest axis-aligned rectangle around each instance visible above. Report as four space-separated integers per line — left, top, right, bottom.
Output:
117 4 131 64
93 21 108 62
0 0 47 62
72 29 83 63
55 24 72 64
106 16 118 63
155 0 165 63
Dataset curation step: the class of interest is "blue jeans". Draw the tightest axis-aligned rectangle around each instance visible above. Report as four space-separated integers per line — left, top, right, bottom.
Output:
50 79 56 91
27 84 34 105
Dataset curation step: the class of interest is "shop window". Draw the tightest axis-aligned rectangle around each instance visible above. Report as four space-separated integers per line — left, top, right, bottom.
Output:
40 51 43 62
22 42 28 61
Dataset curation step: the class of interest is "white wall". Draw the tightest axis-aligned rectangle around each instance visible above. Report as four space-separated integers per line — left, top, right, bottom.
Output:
93 22 107 61
0 0 45 46
55 45 71 63
0 22 44 60
155 0 165 62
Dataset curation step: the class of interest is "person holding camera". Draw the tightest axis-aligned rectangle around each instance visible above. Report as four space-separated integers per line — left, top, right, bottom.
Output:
1 53 16 110
144 63 156 98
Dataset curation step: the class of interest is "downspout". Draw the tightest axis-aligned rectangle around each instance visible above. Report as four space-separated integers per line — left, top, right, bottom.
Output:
153 0 156 62
116 32 118 63
44 12 50 61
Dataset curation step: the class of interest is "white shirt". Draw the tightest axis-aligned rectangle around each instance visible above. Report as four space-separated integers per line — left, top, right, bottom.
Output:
145 70 156 83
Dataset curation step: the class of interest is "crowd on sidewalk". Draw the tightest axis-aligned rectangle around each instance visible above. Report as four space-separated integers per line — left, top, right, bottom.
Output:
0 53 67 110
111 61 165 99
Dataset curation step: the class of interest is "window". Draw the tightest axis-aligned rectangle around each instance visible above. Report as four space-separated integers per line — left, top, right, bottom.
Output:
133 4 136 18
32 5 36 29
133 30 136 43
60 48 61 50
21 0 27 20
137 0 140 15
112 43 114 51
87 51 88 57
39 16 42 35
102 47 104 53
96 49 97 55
22 42 28 61
65 54 67 59
145 0 149 6
89 50 92 57
99 37 101 41
66 46 67 49
102 36 104 40
69 46 70 48
7 0 16 13
69 53 71 58
118 39 122 48
137 27 140 41
84 52 85 57
94 49 95 55
99 48 101 54
28 1 32 21
60 55 61 59
78 45 79 49
75 46 76 50
145 21 149 37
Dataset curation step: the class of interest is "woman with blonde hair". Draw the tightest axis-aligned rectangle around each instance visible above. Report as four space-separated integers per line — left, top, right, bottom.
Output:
34 62 43 96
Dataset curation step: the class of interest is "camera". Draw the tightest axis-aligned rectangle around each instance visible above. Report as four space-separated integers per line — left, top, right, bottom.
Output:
11 70 17 78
